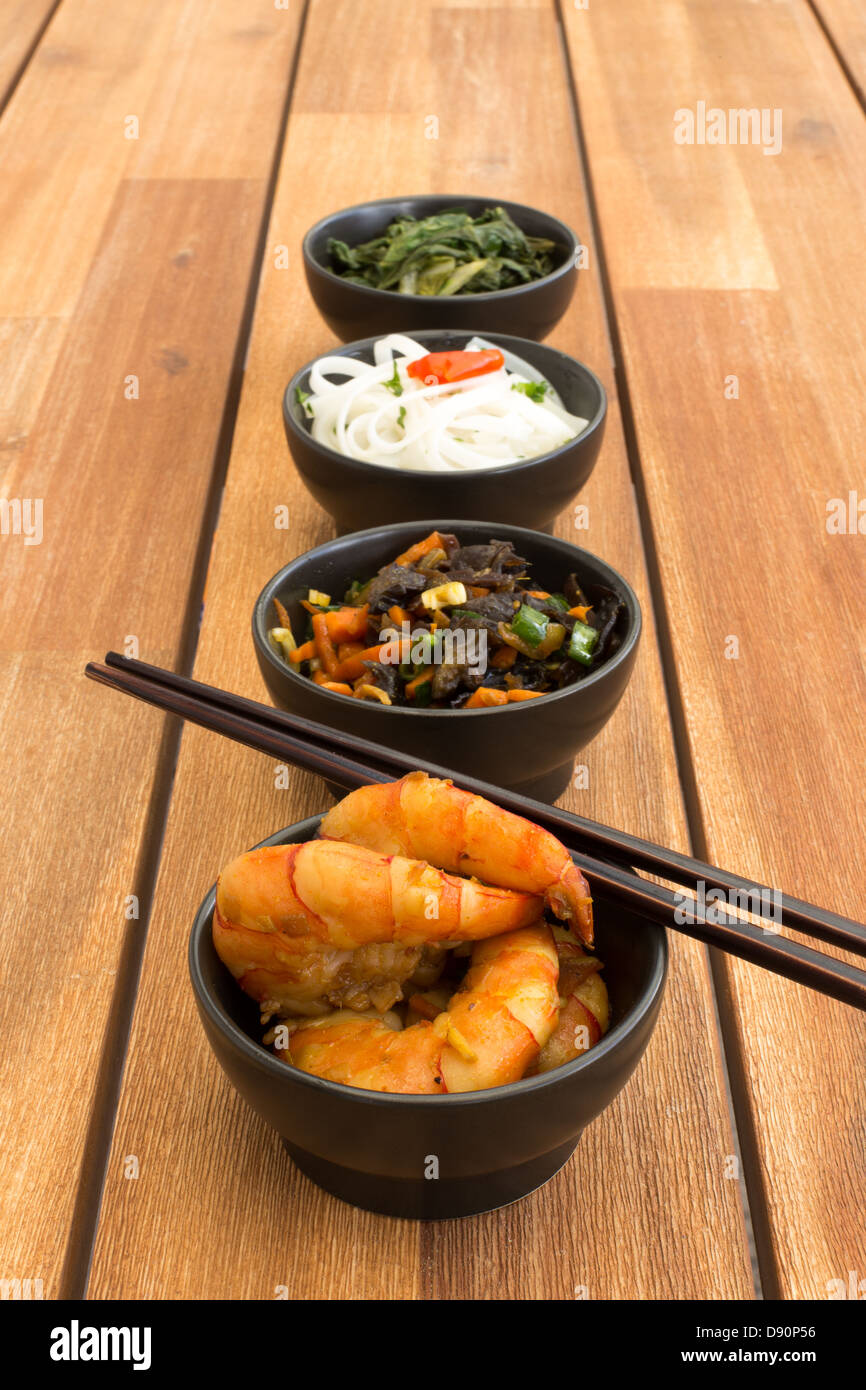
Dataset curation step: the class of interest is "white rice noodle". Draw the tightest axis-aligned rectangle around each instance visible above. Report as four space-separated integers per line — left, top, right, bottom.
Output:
305 333 589 473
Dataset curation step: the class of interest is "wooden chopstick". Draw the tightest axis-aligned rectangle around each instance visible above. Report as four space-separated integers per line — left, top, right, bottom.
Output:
85 656 866 1013
100 651 866 957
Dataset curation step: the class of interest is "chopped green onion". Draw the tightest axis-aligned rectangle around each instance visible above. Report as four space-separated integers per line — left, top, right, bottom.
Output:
511 603 549 647
547 593 569 612
344 579 368 604
397 405 406 428
384 361 403 396
511 380 549 403
268 626 296 661
451 608 486 622
410 630 439 665
412 681 433 707
295 386 314 416
567 620 600 666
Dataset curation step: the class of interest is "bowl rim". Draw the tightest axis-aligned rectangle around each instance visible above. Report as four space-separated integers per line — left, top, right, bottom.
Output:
189 813 668 1109
282 328 607 484
301 193 581 304
252 518 642 721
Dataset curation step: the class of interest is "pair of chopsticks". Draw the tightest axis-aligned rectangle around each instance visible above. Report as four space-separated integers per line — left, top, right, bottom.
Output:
85 652 866 1012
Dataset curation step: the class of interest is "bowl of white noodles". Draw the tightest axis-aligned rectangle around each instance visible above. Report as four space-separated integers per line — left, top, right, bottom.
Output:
282 331 606 533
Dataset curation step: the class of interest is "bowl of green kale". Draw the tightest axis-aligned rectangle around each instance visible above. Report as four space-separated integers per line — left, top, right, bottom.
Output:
302 195 581 342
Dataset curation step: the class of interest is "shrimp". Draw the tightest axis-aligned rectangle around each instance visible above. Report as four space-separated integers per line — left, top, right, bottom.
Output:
213 838 542 1020
277 922 560 1093
320 771 594 943
531 926 610 1074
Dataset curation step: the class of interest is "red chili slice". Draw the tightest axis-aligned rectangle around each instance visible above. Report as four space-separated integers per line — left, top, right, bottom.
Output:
406 348 505 386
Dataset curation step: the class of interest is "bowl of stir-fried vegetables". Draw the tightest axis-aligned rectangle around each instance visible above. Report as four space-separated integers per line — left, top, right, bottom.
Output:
252 522 640 801
302 195 580 342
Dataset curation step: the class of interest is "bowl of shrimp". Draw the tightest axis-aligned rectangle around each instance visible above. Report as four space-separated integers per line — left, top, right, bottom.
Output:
252 520 641 803
189 773 667 1219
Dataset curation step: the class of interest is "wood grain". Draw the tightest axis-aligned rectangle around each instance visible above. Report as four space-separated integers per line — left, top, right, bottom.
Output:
88 0 752 1300
0 0 305 1296
562 0 866 1297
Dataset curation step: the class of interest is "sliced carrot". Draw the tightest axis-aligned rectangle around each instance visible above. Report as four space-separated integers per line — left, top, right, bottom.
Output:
311 670 330 685
568 605 592 621
325 603 369 643
334 643 386 682
387 604 410 627
464 687 508 708
527 589 550 600
405 673 432 698
312 612 340 678
468 585 488 599
490 646 517 669
289 640 316 664
506 689 544 702
395 531 446 566
320 681 353 696
337 640 364 663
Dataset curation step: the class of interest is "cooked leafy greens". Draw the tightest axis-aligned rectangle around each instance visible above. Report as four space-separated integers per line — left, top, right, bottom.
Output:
327 208 559 296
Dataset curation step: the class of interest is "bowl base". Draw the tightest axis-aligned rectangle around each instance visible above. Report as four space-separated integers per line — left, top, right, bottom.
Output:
510 760 574 804
281 1133 580 1220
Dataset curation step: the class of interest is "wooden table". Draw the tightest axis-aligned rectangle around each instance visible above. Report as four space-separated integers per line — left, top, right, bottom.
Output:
2 0 863 1301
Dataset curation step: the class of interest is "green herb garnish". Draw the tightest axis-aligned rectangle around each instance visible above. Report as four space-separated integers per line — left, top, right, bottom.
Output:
397 405 406 427
511 380 549 403
384 361 403 396
295 386 314 416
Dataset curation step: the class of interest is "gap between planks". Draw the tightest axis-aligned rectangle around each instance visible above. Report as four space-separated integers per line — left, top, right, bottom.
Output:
553 0 765 1298
807 0 866 112
58 0 313 1300
0 0 64 120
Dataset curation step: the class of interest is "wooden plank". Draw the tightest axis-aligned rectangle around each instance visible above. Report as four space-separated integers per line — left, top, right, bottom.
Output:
0 0 305 1297
0 0 297 319
0 1 58 109
812 0 866 104
0 317 65 475
561 0 866 1297
88 0 753 1300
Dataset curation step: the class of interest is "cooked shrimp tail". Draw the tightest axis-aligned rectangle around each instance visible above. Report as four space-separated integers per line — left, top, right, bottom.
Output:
533 927 610 1073
320 772 594 943
213 838 542 1019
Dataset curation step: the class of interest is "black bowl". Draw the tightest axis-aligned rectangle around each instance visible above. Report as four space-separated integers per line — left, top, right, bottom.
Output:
282 331 606 535
253 520 641 802
189 815 668 1219
303 194 580 342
